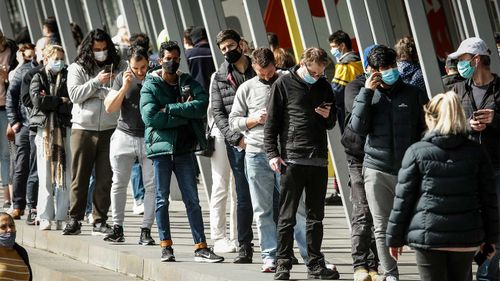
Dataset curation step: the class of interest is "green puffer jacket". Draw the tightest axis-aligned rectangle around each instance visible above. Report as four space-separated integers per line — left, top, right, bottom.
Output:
140 68 208 157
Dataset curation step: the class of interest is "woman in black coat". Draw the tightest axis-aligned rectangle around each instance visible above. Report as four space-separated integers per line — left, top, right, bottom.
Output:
386 91 498 281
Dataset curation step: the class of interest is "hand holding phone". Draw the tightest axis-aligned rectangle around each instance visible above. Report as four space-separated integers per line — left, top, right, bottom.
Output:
104 64 113 73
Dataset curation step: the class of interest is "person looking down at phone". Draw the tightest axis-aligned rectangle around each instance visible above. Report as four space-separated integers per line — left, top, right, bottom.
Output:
349 45 428 281
450 37 500 281
63 28 126 236
386 92 498 281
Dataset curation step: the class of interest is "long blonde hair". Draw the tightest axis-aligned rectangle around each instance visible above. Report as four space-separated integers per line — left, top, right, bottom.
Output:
424 91 467 135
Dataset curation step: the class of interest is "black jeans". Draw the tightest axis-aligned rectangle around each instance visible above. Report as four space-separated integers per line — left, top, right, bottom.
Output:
12 126 30 210
26 131 38 209
415 249 475 281
276 164 328 268
225 144 253 246
348 158 379 270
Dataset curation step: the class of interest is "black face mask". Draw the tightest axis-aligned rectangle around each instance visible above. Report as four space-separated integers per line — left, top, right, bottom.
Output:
259 74 278 86
224 48 242 64
162 61 179 74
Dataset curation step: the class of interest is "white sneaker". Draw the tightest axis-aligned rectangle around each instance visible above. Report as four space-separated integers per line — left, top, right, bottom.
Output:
385 276 398 281
55 220 65 230
39 219 51 231
261 259 276 273
213 238 237 253
132 203 144 215
86 213 94 224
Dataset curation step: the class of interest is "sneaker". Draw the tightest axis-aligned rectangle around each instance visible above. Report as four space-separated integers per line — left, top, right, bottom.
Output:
138 228 155 245
161 246 175 262
62 219 81 235
26 209 37 225
307 264 340 280
213 238 237 253
325 193 342 206
3 201 11 210
55 220 65 230
368 270 381 281
274 260 291 280
291 254 299 265
85 213 94 224
132 203 144 215
39 219 51 231
92 222 113 236
354 268 371 281
104 225 125 242
9 208 24 219
233 243 253 263
262 259 276 273
194 247 224 263
385 276 398 281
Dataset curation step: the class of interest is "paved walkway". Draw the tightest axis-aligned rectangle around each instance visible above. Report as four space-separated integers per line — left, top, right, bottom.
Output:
3 179 423 281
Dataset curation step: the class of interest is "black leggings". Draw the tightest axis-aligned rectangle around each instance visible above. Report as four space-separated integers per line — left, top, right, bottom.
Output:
415 249 475 281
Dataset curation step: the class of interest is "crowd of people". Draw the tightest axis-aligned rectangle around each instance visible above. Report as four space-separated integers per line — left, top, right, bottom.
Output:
0 14 499 281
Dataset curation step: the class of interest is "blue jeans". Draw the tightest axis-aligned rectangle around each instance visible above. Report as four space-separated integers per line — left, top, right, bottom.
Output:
131 162 145 203
0 110 9 186
481 171 500 281
225 144 254 246
85 167 95 216
245 152 308 262
153 153 206 244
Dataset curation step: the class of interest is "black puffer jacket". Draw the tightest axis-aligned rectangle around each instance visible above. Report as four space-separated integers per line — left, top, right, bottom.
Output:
386 133 498 249
341 74 366 160
349 79 428 175
29 67 72 128
211 57 255 146
452 75 500 169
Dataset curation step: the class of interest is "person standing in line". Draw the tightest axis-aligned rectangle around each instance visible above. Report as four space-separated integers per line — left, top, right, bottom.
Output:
62 28 125 236
211 29 255 263
265 47 339 280
349 45 428 281
102 45 155 246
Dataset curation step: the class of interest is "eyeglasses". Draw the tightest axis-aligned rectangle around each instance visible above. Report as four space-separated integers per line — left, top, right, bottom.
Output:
305 65 325 79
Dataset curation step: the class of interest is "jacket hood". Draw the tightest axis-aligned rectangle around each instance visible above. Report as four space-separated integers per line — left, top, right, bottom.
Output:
143 67 187 88
338 51 361 64
422 132 467 149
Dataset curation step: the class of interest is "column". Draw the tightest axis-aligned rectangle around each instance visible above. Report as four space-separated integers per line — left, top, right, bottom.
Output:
243 0 268 49
198 0 226 68
321 0 342 35
51 0 77 63
346 0 375 63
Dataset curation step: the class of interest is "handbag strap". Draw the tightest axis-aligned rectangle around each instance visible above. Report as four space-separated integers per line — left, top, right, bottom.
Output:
207 121 216 134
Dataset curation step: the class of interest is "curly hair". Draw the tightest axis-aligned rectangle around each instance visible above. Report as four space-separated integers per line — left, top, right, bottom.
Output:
395 36 419 63
75 29 121 75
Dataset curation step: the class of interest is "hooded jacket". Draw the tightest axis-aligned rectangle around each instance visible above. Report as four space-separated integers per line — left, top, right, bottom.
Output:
341 73 366 160
140 68 208 157
386 133 498 249
331 52 363 95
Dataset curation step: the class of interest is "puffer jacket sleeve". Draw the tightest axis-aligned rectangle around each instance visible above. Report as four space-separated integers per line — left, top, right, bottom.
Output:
386 146 421 247
211 78 242 146
167 78 208 119
349 87 374 136
140 83 188 129
264 80 285 160
478 147 499 244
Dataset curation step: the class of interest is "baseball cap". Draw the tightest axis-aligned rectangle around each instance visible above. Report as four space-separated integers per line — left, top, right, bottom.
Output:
448 37 490 59
363 44 378 70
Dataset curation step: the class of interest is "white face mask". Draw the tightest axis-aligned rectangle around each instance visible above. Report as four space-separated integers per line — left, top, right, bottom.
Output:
94 50 108 62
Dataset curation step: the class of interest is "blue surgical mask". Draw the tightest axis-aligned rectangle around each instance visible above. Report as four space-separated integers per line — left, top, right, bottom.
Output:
302 70 318 84
330 47 341 60
381 68 400 85
48 59 64 73
0 232 16 248
457 60 475 79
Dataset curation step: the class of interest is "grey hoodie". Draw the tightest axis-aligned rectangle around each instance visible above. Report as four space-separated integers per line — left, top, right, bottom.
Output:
67 61 125 131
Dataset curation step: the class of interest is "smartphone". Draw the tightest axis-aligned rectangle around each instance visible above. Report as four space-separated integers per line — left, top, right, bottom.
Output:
181 85 192 101
373 75 382 82
319 102 333 108
104 64 113 73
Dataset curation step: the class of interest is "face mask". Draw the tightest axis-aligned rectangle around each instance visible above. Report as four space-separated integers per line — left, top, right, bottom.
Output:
224 48 242 64
0 232 16 248
457 60 475 79
48 59 64 73
162 60 179 74
301 67 318 84
381 68 400 85
94 50 108 62
330 47 341 60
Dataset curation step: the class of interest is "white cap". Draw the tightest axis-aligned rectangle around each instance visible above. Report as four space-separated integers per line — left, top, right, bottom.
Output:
449 37 490 59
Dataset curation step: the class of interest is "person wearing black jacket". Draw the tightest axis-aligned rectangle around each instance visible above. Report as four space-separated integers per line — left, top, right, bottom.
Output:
341 44 379 281
387 92 498 281
449 37 500 281
211 29 255 263
265 47 338 280
441 56 465 91
349 45 428 281
185 26 215 93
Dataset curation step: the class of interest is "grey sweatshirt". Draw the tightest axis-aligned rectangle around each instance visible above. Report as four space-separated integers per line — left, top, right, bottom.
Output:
229 76 273 153
67 61 125 131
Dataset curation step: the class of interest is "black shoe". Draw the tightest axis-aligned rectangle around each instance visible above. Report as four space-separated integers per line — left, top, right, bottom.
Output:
291 254 299 265
233 243 253 263
274 259 292 280
325 194 342 206
138 228 155 245
26 209 37 225
62 219 81 235
161 246 175 262
92 222 113 236
307 264 340 280
104 225 125 242
194 247 224 263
